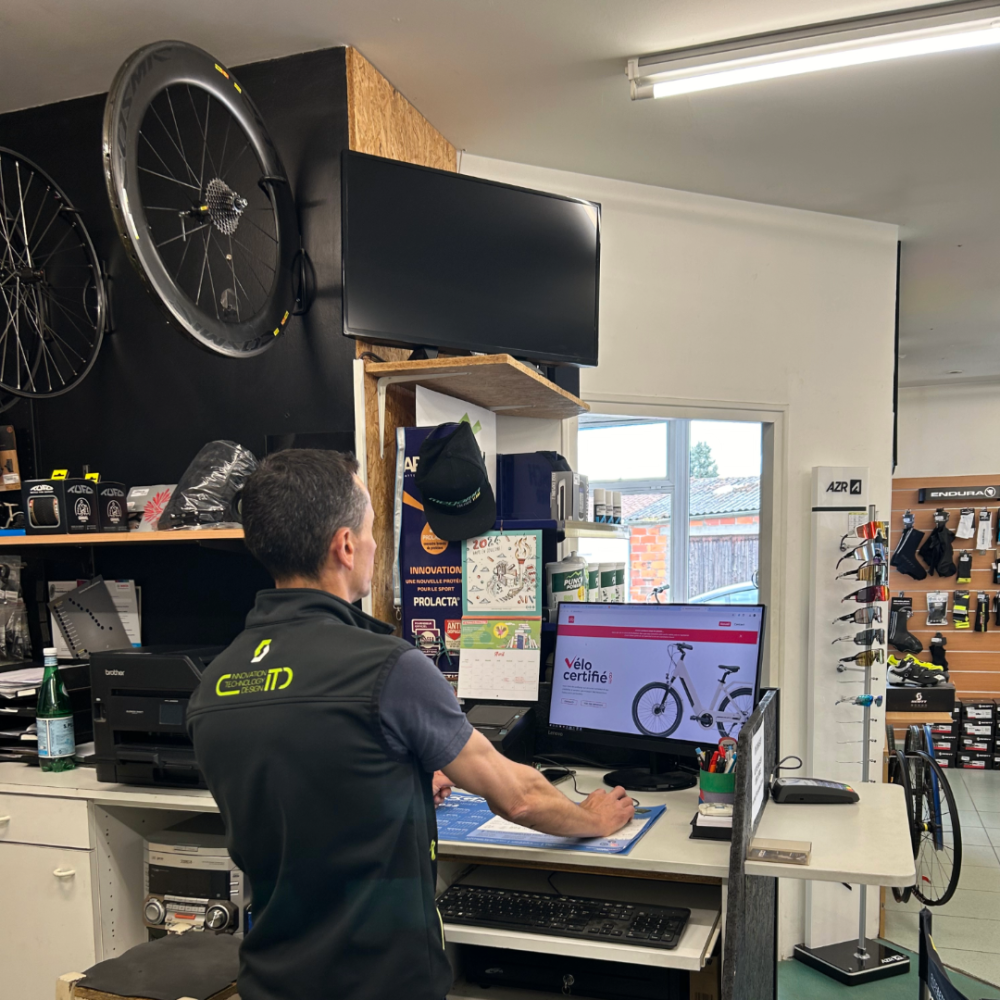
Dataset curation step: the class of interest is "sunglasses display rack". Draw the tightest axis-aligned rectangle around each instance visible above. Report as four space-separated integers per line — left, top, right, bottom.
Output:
801 467 900 983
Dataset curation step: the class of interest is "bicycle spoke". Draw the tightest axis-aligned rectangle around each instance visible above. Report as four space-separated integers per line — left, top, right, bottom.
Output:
204 230 220 320
155 223 209 250
245 216 277 243
165 88 199 188
195 227 211 306
140 129 188 190
138 166 201 192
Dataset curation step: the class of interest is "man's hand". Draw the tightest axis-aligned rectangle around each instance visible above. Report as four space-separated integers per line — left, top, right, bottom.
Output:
578 786 634 837
442 730 634 838
432 770 455 808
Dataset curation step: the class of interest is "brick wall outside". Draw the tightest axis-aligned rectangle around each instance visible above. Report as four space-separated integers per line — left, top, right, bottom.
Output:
629 524 670 602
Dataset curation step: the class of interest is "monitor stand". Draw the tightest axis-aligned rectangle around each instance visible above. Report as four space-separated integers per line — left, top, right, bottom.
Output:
604 752 697 793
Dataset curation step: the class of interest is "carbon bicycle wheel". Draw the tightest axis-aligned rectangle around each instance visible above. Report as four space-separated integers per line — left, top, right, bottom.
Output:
103 41 298 357
910 750 962 906
631 682 682 737
0 148 105 396
887 747 915 903
716 686 754 738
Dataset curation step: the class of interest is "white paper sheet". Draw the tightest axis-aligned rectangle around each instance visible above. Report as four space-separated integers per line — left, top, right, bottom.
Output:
751 724 766 823
415 386 497 493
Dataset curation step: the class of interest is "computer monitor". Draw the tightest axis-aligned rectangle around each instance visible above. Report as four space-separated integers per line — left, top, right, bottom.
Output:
548 601 766 791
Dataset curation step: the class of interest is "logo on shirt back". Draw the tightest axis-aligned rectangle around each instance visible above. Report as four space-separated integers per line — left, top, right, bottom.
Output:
251 639 272 663
216 666 294 697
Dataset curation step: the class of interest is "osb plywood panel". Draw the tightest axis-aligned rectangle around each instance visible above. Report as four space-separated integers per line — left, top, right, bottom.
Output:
346 48 456 171
890 475 1000 698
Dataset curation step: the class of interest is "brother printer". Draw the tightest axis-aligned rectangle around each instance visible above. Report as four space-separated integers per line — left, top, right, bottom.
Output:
90 647 221 788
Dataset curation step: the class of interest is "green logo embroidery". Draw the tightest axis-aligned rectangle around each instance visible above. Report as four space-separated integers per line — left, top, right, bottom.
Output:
251 639 272 663
215 667 294 697
429 839 437 861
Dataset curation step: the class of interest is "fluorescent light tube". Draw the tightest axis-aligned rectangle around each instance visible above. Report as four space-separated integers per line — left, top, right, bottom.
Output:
629 3 1000 99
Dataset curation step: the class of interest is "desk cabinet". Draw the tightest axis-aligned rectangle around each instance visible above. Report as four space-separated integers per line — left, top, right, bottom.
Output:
0 841 96 1000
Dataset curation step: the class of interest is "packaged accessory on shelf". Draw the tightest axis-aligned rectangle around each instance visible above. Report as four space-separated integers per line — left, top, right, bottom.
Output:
976 592 990 632
956 508 976 539
888 595 922 654
953 591 971 629
977 509 994 551
919 510 957 577
926 591 949 626
957 551 973 584
890 510 926 580
158 441 258 530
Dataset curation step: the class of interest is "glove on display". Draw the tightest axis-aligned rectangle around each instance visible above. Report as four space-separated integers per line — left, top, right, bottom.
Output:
888 595 922 653
956 507 976 539
976 591 990 632
953 590 970 629
977 509 994 551
929 632 948 671
919 513 957 577
957 551 973 584
926 590 949 626
890 517 927 581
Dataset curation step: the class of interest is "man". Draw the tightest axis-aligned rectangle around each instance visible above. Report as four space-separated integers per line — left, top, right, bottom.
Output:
187 449 633 1000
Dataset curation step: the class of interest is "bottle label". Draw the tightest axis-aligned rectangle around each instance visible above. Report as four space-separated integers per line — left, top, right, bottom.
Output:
37 716 75 759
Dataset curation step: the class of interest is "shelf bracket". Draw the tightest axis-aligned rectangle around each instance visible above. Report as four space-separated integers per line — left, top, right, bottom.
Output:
375 372 466 458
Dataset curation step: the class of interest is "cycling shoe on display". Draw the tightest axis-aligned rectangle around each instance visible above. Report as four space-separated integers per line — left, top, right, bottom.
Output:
888 654 947 687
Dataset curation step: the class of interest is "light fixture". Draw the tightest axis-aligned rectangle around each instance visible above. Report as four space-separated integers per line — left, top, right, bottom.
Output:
629 1 1000 99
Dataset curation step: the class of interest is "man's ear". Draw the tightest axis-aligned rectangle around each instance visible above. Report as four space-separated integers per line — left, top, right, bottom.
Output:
328 526 354 571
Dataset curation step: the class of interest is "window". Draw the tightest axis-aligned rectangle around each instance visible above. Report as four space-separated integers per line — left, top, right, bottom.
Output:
577 415 762 604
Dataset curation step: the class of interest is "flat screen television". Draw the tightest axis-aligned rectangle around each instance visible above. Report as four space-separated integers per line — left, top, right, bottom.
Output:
341 151 600 366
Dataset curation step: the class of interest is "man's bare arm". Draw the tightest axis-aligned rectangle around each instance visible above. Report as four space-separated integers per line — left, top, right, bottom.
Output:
442 730 633 838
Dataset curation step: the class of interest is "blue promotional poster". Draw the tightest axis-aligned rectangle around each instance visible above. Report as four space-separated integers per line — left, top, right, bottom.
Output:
398 426 463 669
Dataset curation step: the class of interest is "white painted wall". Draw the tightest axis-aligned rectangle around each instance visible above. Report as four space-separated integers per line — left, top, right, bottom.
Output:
896 384 1000 478
462 154 900 956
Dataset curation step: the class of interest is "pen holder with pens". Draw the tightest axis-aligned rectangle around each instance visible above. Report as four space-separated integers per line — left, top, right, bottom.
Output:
698 769 736 806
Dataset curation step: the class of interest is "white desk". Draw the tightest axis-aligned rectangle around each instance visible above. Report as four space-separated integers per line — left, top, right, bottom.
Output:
0 762 916 1000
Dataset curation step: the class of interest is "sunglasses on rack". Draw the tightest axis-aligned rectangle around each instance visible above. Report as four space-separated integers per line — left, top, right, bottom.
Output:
831 628 885 647
832 607 883 625
842 585 889 604
836 562 888 585
856 520 888 540
837 538 887 567
839 648 885 666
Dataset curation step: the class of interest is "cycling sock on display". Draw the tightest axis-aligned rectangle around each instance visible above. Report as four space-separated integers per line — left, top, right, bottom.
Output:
977 509 994 551
953 591 970 629
957 551 973 583
919 512 957 577
888 595 922 653
976 591 990 632
890 512 927 581
926 590 949 627
929 632 948 670
956 507 976 539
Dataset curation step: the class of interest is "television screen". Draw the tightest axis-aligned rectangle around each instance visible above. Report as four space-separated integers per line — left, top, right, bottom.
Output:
341 152 600 366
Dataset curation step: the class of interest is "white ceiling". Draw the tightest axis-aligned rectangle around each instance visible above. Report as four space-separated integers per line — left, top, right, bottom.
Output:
1 0 996 386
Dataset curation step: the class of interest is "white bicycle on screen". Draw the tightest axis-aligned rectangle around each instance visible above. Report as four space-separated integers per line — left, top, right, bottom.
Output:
631 642 754 739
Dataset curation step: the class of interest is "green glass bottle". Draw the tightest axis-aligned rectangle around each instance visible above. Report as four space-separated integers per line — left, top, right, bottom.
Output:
37 647 75 772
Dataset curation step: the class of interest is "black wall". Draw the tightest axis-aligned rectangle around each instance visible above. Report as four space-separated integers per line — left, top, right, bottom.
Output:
0 47 356 646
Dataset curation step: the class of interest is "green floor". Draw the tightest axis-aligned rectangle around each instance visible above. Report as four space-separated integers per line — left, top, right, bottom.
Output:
778 943 1000 999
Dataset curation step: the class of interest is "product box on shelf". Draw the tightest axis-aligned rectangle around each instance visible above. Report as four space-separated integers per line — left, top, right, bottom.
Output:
932 736 957 755
964 721 994 738
885 683 955 714
21 479 68 534
952 700 964 724
958 751 992 770
496 453 557 521
964 701 997 721
935 755 955 769
930 721 957 736
64 479 99 533
0 426 21 491
961 735 994 754
97 482 129 532
550 471 588 522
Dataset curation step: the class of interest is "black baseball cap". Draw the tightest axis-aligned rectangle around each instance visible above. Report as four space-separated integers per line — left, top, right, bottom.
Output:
415 422 496 542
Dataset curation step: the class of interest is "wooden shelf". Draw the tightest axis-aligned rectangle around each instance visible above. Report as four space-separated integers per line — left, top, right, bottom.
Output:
0 529 244 547
365 354 589 420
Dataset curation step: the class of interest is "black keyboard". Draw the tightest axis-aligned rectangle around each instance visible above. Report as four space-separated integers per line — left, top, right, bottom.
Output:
437 885 690 950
